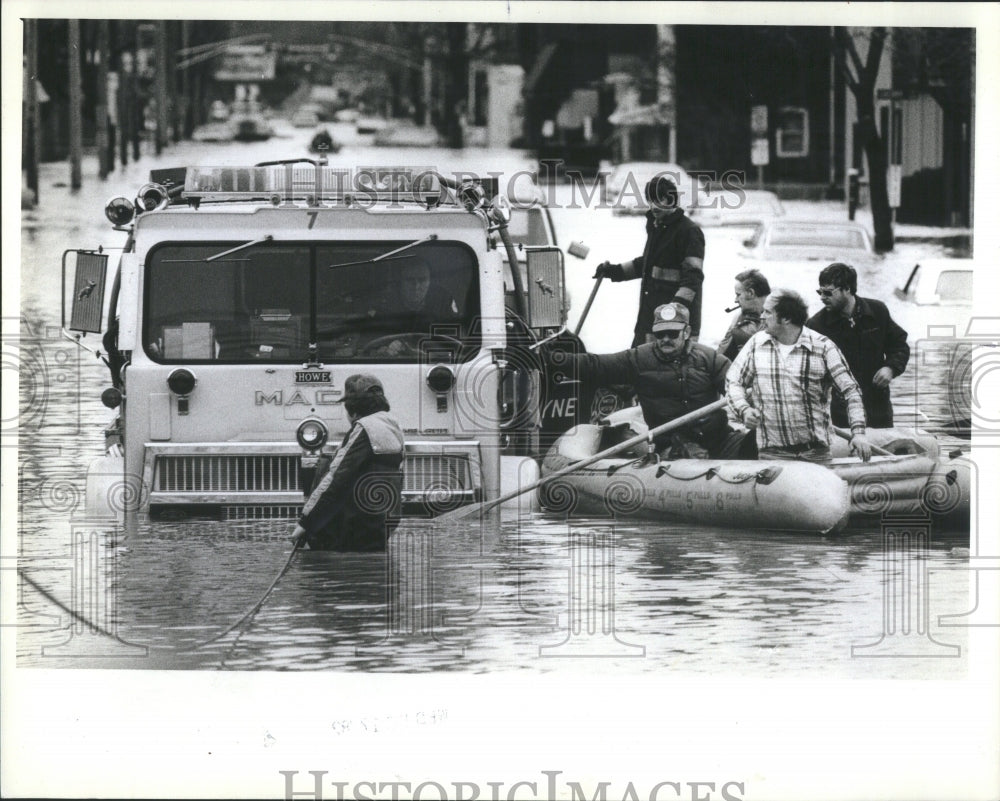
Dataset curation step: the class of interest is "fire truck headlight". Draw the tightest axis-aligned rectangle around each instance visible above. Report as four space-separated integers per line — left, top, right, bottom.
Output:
105 196 136 226
296 418 328 451
136 182 170 212
167 368 197 396
426 364 456 394
101 387 123 409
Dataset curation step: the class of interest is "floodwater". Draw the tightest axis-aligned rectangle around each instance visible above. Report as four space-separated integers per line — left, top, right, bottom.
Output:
13 124 978 676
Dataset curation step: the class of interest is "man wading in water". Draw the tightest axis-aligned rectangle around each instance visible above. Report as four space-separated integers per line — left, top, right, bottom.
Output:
291 374 404 551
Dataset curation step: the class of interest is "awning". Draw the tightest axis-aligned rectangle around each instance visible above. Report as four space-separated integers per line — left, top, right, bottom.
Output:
523 42 559 95
608 101 673 127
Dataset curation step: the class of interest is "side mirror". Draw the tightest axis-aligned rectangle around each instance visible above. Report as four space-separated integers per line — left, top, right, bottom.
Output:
62 249 110 333
525 247 566 329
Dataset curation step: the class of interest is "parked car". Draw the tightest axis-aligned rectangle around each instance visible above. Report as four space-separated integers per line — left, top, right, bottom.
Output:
334 108 361 123
689 189 785 227
604 161 701 214
290 107 321 128
355 116 389 135
372 122 442 147
228 101 274 142
739 220 876 263
192 121 234 143
893 258 973 339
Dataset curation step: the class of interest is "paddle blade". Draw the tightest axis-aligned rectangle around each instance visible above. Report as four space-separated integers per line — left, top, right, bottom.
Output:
434 503 485 523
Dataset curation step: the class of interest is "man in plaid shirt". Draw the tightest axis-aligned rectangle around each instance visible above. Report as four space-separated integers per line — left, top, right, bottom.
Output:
726 289 873 463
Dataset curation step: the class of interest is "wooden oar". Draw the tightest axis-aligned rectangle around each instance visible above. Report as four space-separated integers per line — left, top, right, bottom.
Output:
832 426 893 457
435 398 728 523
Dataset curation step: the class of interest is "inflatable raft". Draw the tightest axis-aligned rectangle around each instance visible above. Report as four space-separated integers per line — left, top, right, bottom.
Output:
540 414 971 533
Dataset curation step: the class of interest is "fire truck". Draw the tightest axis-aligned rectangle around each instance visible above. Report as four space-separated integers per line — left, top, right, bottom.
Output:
63 160 590 521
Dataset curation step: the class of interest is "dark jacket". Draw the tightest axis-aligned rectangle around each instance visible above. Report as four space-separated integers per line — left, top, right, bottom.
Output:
566 341 730 450
717 310 764 361
612 209 705 344
805 296 910 428
299 410 404 551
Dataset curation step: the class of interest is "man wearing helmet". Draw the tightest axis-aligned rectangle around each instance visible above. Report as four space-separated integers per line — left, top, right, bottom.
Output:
594 173 706 346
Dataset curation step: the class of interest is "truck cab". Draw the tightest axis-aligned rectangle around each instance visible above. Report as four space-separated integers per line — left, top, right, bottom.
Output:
64 162 574 521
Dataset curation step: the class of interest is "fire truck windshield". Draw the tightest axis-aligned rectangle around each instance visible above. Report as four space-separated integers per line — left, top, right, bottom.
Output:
144 240 480 363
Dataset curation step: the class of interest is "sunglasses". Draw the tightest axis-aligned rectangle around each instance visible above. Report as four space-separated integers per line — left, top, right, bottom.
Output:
655 329 684 340
816 287 839 297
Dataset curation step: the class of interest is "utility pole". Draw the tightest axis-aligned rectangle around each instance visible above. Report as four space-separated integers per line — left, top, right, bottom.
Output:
423 51 432 126
180 20 191 138
97 20 110 179
132 23 142 161
155 21 168 154
68 19 83 190
24 19 40 204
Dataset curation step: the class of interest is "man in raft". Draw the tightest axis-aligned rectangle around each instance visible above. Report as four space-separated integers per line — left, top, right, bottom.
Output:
718 268 770 361
546 302 731 459
805 262 910 428
726 289 873 463
291 374 405 551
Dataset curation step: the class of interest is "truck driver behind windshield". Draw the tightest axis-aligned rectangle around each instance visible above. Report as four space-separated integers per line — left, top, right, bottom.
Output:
365 259 462 357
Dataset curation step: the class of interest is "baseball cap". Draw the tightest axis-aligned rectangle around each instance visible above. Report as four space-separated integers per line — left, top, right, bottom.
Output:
651 303 690 332
336 374 385 403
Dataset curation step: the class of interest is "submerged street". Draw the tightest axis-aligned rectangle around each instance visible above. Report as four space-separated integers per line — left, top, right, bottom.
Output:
13 123 980 675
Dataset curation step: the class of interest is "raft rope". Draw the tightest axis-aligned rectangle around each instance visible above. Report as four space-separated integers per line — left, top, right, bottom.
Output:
16 538 304 655
603 455 782 506
653 463 784 505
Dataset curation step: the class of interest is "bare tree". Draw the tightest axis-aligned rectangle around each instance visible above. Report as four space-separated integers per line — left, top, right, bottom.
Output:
834 27 893 252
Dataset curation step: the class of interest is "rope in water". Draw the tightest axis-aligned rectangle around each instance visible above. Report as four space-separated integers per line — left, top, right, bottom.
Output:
16 537 304 654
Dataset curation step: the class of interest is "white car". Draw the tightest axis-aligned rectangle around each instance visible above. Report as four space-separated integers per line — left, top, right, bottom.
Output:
290 108 321 128
355 116 389 134
689 189 785 227
372 123 442 147
893 258 973 339
739 220 876 264
604 161 701 215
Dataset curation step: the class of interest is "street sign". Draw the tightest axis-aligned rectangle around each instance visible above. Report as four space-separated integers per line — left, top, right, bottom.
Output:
215 46 277 82
751 137 770 166
887 164 902 208
876 88 905 100
751 105 768 136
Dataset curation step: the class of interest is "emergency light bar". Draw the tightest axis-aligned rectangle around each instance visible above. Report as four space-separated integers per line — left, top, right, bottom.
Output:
180 165 497 206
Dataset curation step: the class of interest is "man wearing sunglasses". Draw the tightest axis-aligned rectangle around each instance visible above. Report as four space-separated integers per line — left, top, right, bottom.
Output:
543 302 731 459
805 262 909 428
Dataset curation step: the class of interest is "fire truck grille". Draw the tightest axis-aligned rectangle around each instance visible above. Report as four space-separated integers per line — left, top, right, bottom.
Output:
223 505 303 520
154 455 301 493
402 454 474 495
151 453 476 504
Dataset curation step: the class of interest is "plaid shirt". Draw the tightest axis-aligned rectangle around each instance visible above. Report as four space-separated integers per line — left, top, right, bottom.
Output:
726 327 866 451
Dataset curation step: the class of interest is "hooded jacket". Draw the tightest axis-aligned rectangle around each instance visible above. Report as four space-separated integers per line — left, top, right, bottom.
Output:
299 410 405 551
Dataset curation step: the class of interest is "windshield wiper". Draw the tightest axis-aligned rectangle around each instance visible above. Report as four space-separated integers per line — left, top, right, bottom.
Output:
327 234 438 269
205 234 273 262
